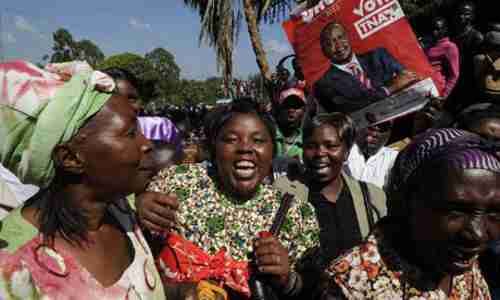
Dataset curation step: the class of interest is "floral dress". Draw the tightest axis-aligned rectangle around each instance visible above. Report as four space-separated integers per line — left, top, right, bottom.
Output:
0 200 165 300
147 163 320 296
324 222 491 300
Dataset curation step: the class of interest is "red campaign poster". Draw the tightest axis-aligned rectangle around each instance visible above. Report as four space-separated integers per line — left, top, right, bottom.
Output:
283 0 439 127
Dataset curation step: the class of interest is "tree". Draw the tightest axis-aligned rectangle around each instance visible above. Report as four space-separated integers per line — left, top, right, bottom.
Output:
183 0 296 86
145 48 181 99
76 40 105 67
97 53 158 103
48 28 105 67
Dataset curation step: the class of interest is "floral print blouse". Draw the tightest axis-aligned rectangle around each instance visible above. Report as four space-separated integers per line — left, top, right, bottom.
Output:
0 200 165 300
324 222 491 300
148 163 320 263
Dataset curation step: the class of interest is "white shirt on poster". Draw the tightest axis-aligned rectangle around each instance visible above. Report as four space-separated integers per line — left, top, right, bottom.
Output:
344 143 399 189
332 54 363 76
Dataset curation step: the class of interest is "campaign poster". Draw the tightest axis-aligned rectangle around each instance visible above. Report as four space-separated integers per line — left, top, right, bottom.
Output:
282 0 438 126
283 0 433 88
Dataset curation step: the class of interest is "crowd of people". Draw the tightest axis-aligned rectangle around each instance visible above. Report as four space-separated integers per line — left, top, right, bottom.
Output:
0 1 500 299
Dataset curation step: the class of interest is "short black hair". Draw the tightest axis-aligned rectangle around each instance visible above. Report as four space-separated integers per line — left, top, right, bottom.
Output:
207 97 277 160
302 112 356 151
455 103 500 130
432 16 449 35
456 1 476 14
101 67 139 90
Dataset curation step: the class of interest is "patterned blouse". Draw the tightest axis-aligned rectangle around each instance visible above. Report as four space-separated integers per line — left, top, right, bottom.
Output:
324 221 491 300
148 163 320 263
0 200 165 300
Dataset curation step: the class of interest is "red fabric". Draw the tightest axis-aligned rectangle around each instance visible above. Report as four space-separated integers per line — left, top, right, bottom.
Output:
157 233 251 297
425 37 460 98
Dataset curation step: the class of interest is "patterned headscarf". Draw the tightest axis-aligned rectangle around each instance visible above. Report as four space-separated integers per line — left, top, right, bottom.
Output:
388 128 500 216
0 60 115 188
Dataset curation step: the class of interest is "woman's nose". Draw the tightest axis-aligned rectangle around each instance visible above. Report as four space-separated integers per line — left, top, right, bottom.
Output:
463 215 488 245
236 139 253 153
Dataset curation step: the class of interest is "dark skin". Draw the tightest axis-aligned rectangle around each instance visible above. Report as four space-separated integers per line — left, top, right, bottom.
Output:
405 167 500 293
115 79 140 104
138 112 291 296
321 23 417 94
22 95 157 287
356 122 392 158
215 113 274 200
455 3 475 33
431 18 448 42
471 118 500 144
276 97 305 138
303 124 349 203
152 141 182 173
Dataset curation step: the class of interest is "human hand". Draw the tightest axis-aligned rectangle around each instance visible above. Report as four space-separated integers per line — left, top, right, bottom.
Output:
388 70 418 94
253 236 290 287
429 96 446 110
136 191 179 233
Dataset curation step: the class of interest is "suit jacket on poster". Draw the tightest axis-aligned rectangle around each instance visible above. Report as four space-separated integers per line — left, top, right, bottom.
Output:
314 48 404 114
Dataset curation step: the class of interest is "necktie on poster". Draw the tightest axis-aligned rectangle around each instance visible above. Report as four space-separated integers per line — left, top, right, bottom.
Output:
282 0 439 104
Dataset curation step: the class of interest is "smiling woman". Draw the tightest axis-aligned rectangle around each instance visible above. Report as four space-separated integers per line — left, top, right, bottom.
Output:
320 128 500 299
142 99 320 299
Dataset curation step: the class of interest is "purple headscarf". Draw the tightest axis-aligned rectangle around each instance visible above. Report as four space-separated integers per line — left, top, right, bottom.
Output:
138 117 178 143
388 128 500 216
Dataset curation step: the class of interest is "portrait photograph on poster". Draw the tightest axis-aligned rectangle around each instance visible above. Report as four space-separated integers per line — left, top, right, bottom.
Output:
283 0 439 128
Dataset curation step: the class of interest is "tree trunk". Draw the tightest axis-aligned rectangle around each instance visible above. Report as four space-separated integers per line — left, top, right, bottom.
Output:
242 0 272 82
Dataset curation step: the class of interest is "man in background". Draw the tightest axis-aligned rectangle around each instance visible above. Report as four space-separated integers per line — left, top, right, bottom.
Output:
314 21 417 114
345 121 398 189
275 88 307 160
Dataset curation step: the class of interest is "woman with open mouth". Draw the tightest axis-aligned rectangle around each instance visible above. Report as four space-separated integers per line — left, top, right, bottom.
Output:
291 113 387 299
320 128 500 299
141 99 320 299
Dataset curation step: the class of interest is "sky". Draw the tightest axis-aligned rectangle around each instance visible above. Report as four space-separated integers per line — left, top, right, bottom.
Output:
0 1 295 80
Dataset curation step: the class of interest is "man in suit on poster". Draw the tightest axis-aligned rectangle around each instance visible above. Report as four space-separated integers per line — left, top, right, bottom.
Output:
314 21 418 114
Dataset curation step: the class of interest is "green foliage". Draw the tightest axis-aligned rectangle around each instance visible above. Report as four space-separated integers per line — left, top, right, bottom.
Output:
145 48 181 100
173 77 224 106
97 52 158 103
97 51 224 107
49 28 104 67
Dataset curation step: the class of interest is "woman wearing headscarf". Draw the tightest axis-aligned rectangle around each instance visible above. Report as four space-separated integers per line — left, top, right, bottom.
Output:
138 99 320 299
320 128 500 299
454 103 500 298
0 60 168 299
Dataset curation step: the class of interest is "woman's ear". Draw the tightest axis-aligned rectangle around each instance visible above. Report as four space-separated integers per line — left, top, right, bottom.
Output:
53 144 85 175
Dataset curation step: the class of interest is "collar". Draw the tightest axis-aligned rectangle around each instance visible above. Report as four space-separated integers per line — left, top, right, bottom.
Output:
351 143 388 162
276 127 303 143
331 54 361 70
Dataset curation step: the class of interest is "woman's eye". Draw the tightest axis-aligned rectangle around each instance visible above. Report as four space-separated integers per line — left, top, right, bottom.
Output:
254 137 266 144
127 127 137 137
223 136 237 143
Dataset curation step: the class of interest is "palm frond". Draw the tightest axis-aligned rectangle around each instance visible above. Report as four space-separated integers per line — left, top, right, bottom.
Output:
183 0 298 81
257 0 297 24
